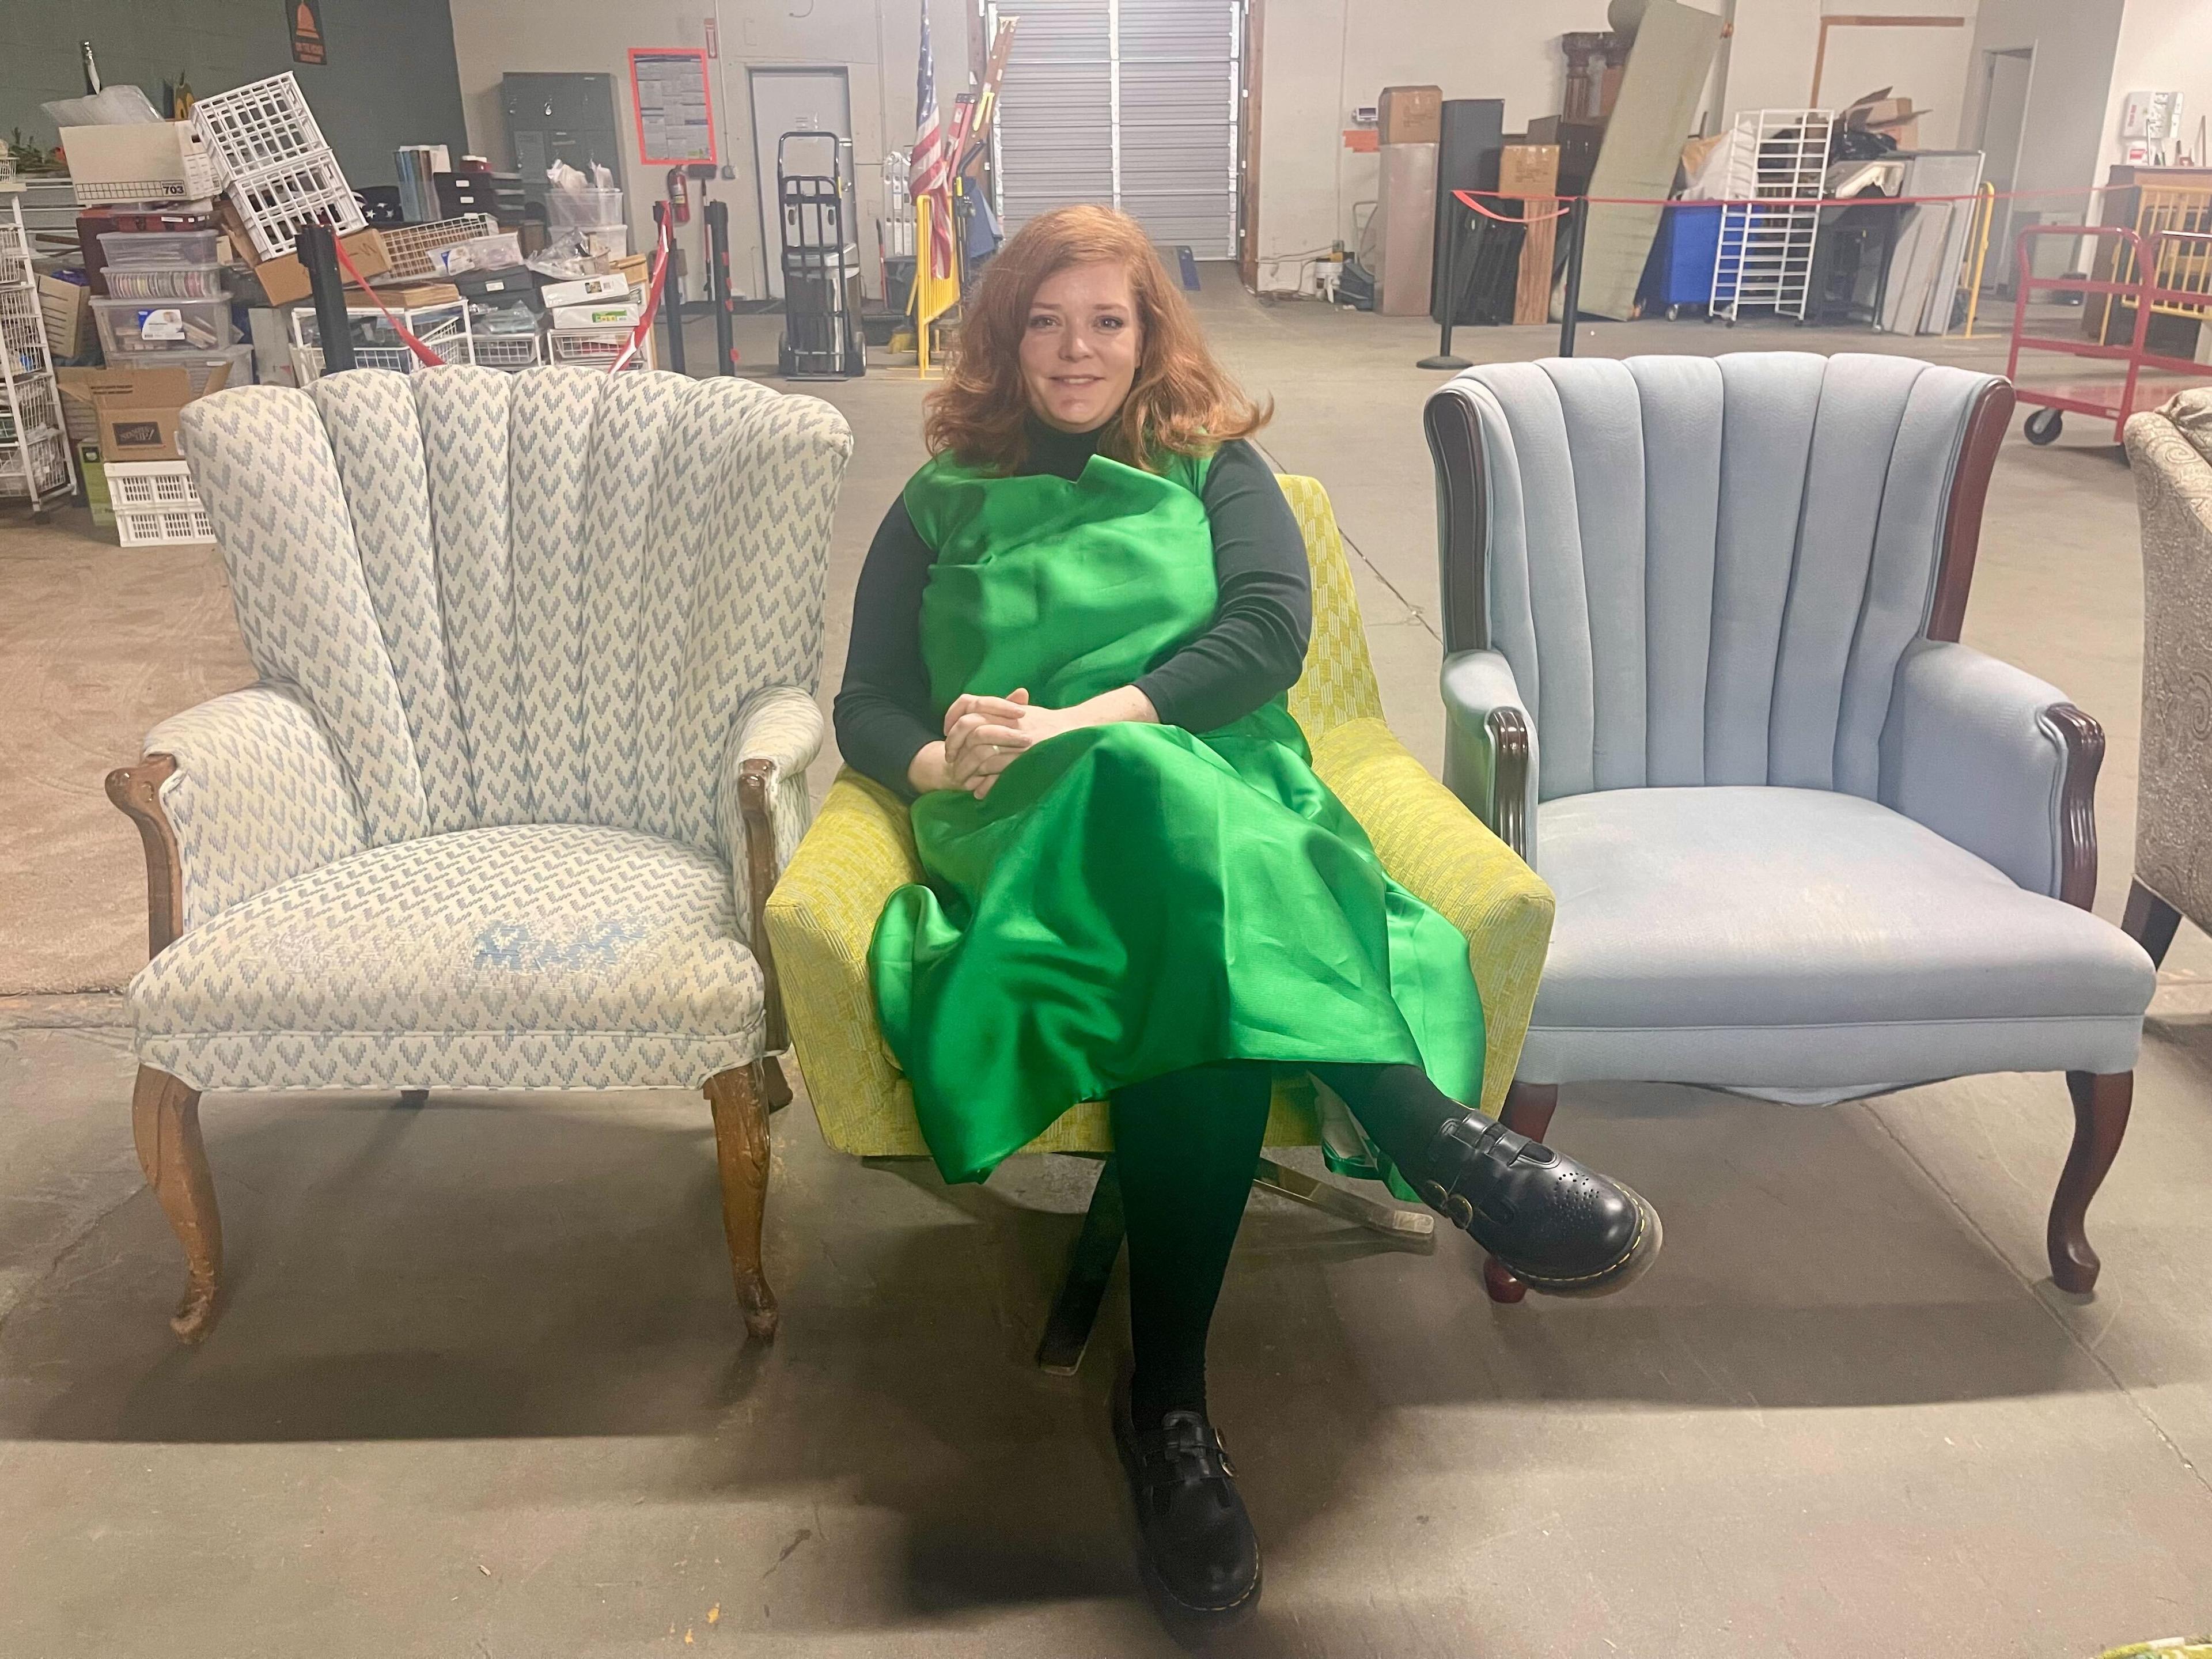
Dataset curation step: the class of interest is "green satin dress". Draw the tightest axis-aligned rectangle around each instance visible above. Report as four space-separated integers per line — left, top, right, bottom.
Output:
869 444 1484 1185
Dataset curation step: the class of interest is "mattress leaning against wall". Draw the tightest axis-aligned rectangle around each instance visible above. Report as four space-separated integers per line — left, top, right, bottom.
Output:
1574 0 1726 322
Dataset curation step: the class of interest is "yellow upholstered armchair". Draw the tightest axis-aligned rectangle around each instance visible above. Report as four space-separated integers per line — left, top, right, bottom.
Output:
765 476 1554 1368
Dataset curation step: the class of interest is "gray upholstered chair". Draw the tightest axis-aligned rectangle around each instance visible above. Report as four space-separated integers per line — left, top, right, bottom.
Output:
2122 389 2212 967
106 366 851 1344
1425 352 2155 1302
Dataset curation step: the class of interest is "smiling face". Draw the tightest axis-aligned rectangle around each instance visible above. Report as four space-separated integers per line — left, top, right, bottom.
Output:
1018 259 1143 433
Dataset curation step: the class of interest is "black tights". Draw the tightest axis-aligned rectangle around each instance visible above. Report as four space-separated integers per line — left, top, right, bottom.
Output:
1110 1059 1469 1428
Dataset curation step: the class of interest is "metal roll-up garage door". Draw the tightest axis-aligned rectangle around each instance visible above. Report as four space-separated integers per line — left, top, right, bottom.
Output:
988 0 1241 259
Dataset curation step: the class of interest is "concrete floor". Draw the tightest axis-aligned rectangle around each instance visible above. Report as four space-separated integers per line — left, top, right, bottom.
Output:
5 280 2212 1657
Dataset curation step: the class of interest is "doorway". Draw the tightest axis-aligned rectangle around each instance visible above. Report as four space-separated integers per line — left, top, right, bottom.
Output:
748 67 853 299
1974 47 2035 296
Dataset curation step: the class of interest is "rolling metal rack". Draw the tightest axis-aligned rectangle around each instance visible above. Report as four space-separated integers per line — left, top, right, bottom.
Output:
775 131 865 380
1 187 75 519
1711 108 1834 325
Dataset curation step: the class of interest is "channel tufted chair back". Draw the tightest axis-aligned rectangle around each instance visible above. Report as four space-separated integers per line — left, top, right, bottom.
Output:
1431 352 2000 806
180 366 844 867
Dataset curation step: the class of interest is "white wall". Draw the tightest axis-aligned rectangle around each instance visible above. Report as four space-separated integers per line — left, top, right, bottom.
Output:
2097 0 2212 177
1724 0 1979 145
1957 0 2123 208
1253 0 1615 267
445 0 969 302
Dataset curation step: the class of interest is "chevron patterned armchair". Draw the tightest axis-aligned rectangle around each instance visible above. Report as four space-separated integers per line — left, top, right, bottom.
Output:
107 366 851 1344
766 476 1557 1372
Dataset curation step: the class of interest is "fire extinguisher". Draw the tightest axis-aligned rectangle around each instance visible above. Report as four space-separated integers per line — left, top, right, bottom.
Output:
665 167 691 226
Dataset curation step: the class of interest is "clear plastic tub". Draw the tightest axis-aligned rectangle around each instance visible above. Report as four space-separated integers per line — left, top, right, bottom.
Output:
92 293 237 355
99 229 223 266
546 187 623 229
103 263 229 301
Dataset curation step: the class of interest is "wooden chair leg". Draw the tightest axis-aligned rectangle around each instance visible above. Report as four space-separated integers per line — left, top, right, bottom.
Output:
2122 879 2184 969
2050 1070 2132 1294
1036 1158 1126 1376
1482 1081 1559 1305
130 1065 223 1343
704 1062 779 1340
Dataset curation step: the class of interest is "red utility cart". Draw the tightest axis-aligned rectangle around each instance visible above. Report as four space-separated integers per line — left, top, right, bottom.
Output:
2006 224 2212 446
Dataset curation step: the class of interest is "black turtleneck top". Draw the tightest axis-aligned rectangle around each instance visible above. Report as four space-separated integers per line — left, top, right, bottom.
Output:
833 422 1313 797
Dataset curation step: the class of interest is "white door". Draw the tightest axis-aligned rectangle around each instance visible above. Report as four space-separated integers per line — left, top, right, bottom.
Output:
749 67 853 298
990 0 1241 258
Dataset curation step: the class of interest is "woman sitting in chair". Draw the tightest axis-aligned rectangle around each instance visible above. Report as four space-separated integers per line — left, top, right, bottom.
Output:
835 205 1659 1624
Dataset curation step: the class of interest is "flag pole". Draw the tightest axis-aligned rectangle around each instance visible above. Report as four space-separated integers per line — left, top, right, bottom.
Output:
916 195 933 377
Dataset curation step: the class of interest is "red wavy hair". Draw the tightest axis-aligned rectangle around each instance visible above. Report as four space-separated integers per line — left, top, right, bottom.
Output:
922 204 1270 473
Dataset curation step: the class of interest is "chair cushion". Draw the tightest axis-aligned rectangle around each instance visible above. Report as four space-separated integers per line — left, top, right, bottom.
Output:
1518 787 2154 1088
131 823 763 1092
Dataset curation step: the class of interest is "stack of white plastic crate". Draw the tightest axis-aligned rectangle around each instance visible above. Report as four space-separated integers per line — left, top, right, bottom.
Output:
188 72 363 263
0 188 75 518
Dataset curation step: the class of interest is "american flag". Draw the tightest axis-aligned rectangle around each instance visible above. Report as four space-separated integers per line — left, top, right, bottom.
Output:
911 7 957 281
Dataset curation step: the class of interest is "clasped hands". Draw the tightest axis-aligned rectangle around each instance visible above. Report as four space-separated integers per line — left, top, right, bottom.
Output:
908 684 1159 798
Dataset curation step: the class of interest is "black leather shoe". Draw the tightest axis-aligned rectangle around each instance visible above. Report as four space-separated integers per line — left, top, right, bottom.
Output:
1411 1112 1662 1296
1112 1387 1262 1626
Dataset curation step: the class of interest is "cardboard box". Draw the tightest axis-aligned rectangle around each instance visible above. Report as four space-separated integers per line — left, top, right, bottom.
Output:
1498 144 1560 199
1379 86 1442 146
1378 85 1442 146
540 271 628 307
39 274 92 361
75 362 236 463
217 192 390 305
552 301 640 329
58 121 219 202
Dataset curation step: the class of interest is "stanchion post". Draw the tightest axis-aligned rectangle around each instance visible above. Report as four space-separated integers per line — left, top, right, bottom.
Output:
1558 196 1588 359
706 199 737 374
654 202 687 375
1418 193 1472 371
298 224 355 374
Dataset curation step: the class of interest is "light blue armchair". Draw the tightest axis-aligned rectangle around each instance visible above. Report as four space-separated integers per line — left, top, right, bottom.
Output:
1425 352 2154 1301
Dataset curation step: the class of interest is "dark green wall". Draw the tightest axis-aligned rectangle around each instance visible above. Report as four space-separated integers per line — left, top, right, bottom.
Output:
3 0 467 189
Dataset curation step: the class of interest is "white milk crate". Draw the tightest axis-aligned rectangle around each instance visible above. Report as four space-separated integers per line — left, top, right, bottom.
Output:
108 460 216 547
190 73 337 179
224 156 363 262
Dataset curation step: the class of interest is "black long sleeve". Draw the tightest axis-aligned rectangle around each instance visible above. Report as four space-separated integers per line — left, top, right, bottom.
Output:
832 497 944 795
832 435 1314 798
1134 440 1312 736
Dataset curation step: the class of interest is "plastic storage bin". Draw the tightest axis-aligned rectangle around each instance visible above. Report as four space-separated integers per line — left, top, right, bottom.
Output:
99 229 223 267
107 460 215 546
103 263 229 301
91 293 237 355
547 187 623 230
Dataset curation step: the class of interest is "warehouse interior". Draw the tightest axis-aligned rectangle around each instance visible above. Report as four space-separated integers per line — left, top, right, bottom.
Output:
5 1 2212 1654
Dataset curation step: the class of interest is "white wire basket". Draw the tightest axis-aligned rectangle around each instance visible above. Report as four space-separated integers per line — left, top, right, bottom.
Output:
548 325 652 371
464 332 541 371
289 300 469 383
107 460 217 546
0 427 70 500
378 214 499 281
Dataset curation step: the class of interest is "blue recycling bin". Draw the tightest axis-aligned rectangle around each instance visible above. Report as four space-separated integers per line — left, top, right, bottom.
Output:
1638 202 1723 316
